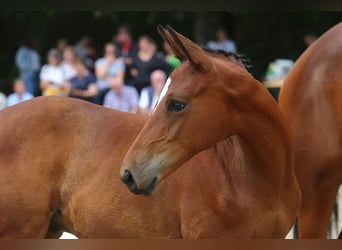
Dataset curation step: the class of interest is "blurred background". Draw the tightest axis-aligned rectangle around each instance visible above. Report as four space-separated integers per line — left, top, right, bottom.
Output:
0 11 341 95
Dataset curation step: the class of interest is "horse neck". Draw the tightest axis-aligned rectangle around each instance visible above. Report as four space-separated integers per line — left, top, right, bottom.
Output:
220 83 293 188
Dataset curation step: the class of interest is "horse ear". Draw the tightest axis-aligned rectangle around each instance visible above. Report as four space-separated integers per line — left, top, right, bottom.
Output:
157 25 186 62
157 25 211 71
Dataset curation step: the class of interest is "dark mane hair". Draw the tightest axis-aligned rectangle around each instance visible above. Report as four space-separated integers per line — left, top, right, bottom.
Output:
202 47 252 71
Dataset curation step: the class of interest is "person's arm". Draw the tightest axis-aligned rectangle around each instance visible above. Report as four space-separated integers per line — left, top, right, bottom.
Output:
63 80 71 96
70 84 97 97
15 48 30 71
152 57 172 75
39 66 52 91
129 88 139 114
95 59 112 79
103 92 111 108
6 95 15 107
138 88 150 114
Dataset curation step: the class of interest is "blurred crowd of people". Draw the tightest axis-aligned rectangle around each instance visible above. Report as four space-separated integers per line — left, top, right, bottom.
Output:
0 26 239 114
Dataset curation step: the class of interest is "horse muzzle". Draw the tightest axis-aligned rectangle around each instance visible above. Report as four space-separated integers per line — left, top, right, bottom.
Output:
120 169 158 196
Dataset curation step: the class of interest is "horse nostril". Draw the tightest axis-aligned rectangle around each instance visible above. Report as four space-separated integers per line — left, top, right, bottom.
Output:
121 169 135 187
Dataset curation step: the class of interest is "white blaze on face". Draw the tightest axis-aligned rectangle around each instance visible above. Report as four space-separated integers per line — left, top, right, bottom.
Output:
152 77 172 114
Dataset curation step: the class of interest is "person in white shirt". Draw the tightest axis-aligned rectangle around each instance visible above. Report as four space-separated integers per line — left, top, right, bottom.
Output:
138 69 166 114
40 49 69 96
7 79 34 106
60 46 77 81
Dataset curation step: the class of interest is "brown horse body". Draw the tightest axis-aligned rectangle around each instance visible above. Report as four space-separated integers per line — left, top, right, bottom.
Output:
0 26 300 239
279 22 342 238
0 97 148 238
0 95 298 238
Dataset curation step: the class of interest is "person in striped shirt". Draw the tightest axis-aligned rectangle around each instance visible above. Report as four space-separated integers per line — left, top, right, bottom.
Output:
103 73 139 113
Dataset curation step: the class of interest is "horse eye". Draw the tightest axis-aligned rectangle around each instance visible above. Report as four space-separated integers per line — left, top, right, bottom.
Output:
167 100 187 112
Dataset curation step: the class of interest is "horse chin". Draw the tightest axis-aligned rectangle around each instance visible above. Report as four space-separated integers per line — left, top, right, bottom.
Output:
127 176 158 196
143 176 158 196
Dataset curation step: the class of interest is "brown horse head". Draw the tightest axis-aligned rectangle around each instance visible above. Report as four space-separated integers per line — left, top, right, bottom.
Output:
120 25 255 195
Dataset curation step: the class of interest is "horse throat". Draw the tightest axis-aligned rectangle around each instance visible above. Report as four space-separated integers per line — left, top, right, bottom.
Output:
220 90 292 190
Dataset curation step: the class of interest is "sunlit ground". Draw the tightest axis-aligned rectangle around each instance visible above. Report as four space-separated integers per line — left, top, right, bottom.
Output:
60 232 78 239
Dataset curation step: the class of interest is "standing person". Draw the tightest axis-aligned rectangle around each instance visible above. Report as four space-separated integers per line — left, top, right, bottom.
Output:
74 34 92 59
69 58 97 103
103 73 139 113
206 28 237 53
95 43 125 105
113 25 139 84
138 69 166 114
128 35 171 94
7 79 34 106
15 37 41 96
113 25 138 59
39 49 69 96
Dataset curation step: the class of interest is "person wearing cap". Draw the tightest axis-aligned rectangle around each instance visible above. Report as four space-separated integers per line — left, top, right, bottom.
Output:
40 48 69 96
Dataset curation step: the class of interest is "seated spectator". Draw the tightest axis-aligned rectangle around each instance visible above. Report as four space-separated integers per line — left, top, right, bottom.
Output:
206 28 237 53
84 43 97 73
0 92 7 110
128 35 171 94
139 69 166 114
103 73 139 113
69 58 97 103
40 49 69 96
7 78 34 106
95 43 125 105
61 46 77 81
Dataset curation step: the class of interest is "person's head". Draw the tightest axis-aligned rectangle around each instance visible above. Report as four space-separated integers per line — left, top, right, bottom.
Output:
13 79 26 95
74 57 89 76
57 38 68 52
63 46 76 63
104 43 117 58
115 25 132 44
216 29 227 42
25 37 40 49
80 34 92 46
108 74 124 92
150 70 166 94
47 48 62 66
138 35 155 53
303 32 317 47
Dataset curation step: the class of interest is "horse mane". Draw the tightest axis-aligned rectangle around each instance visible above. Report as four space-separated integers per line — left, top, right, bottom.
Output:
202 47 252 72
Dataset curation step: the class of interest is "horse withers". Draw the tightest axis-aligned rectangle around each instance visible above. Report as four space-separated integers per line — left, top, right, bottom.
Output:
120 25 301 238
